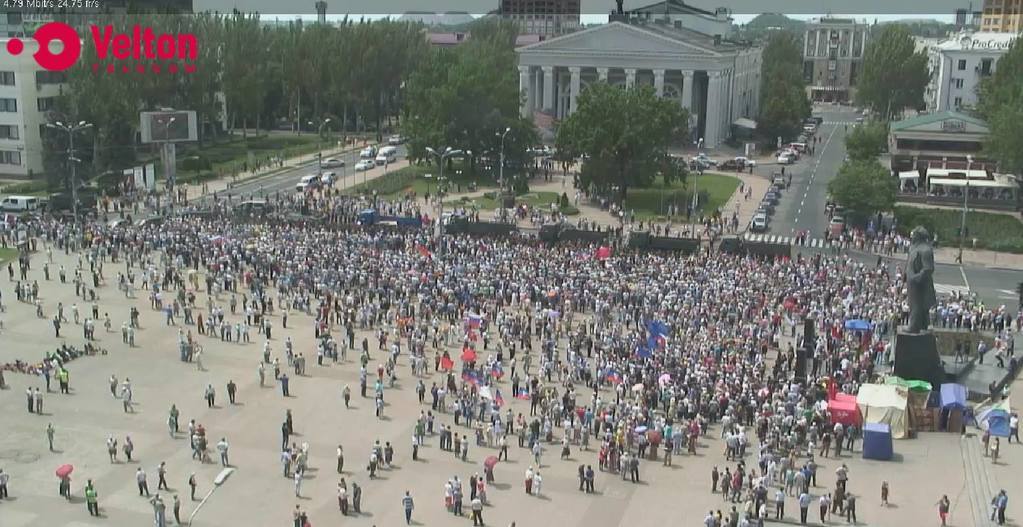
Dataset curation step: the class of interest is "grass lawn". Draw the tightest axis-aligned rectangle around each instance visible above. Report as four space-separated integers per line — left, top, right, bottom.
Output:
0 247 17 264
353 163 497 198
625 173 740 221
894 206 1023 253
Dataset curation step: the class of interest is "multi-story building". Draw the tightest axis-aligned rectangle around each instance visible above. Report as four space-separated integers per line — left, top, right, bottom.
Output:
500 0 581 37
980 0 1023 33
0 38 68 179
802 17 869 103
927 31 1018 112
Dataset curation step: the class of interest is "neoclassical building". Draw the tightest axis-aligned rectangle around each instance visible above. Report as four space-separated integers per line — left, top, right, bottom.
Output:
516 20 762 148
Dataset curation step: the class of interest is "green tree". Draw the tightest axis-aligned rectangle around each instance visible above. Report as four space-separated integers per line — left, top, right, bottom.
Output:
556 83 687 201
844 121 888 161
977 39 1023 176
827 159 896 223
758 32 810 142
856 25 929 120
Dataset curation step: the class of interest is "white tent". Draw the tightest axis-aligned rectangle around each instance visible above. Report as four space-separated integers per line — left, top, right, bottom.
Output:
857 384 910 439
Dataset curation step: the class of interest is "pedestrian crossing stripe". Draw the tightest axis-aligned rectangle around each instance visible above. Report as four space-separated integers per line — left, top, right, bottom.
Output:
823 121 859 125
742 232 829 248
934 283 970 296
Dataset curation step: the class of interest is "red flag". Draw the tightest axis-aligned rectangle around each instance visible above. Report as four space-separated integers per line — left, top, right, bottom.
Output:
440 356 454 371
827 378 837 401
416 244 431 258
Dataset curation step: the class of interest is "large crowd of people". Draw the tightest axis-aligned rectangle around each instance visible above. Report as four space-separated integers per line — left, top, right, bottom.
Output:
2 189 1020 526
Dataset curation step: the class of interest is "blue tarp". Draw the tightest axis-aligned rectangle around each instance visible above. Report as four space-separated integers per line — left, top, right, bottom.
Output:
940 383 968 410
845 319 873 331
987 409 1011 437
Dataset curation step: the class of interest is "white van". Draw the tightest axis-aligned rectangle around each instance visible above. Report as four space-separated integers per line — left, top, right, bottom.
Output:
359 146 377 159
0 195 40 212
375 146 398 166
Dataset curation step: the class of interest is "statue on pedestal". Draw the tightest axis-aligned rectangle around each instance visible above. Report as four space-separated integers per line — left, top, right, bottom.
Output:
905 226 937 333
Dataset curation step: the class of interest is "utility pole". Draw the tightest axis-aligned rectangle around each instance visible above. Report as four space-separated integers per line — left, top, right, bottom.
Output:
46 121 93 227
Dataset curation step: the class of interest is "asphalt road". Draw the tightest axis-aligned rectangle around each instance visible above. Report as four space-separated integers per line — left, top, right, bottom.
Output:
218 144 408 199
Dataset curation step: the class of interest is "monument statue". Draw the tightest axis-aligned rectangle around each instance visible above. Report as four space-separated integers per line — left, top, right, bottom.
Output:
616 0 624 14
905 226 937 333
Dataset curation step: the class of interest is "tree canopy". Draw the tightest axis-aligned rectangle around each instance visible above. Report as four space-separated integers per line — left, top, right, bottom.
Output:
827 159 896 222
977 39 1023 176
844 121 888 161
855 25 929 120
555 83 687 199
758 32 811 142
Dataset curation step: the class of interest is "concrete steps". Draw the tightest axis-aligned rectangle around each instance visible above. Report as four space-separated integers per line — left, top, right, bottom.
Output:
961 434 998 527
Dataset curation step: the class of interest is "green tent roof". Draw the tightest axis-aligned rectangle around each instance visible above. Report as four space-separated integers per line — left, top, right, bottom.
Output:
885 375 932 392
889 110 988 132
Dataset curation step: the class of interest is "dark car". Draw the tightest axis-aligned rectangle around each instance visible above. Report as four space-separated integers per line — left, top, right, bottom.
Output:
763 192 779 205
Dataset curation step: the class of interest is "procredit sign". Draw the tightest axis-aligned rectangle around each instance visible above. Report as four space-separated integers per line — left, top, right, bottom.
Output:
3 21 198 74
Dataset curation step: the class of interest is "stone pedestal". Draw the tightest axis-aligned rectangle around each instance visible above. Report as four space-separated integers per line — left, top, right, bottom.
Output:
894 330 944 388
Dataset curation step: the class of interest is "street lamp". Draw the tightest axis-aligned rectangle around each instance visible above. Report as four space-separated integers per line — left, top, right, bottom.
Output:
46 120 93 226
309 118 332 175
958 155 973 263
425 146 465 241
498 127 511 191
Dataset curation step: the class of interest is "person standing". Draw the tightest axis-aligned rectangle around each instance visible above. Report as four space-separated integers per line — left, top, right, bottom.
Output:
294 469 303 497
775 487 786 520
85 479 99 516
352 482 362 514
798 491 811 524
227 380 237 405
938 495 950 526
173 494 181 525
188 473 197 501
1010 414 1020 443
157 462 169 490
846 493 857 523
336 445 345 474
204 384 215 408
46 423 55 451
471 495 484 526
217 438 230 467
136 467 150 497
402 490 415 525
995 490 1008 525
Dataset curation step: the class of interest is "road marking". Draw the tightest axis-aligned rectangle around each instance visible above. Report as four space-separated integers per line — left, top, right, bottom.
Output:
959 266 971 291
997 289 1018 300
790 124 839 230
935 283 970 296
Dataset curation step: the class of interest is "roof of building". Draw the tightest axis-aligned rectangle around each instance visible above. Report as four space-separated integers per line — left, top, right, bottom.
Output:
630 0 718 17
516 20 749 54
936 31 1018 51
890 110 988 132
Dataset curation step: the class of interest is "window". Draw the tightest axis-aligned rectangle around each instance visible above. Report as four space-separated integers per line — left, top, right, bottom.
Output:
957 59 967 70
0 98 16 112
0 71 13 86
6 12 22 24
0 125 19 140
953 78 964 89
37 97 55 112
981 58 993 76
954 96 963 107
35 71 65 85
0 150 21 165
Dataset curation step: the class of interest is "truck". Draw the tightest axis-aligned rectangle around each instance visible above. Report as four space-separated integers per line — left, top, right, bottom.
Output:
356 208 423 228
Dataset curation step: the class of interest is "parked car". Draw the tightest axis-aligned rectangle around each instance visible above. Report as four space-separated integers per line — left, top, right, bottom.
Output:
321 157 344 168
320 171 337 185
757 201 775 215
829 216 846 236
750 213 769 232
135 216 165 228
802 123 817 134
772 176 788 189
0 195 40 212
359 146 377 159
777 152 796 164
733 156 757 168
692 153 718 167
354 159 375 172
387 135 403 145
763 191 779 205
295 174 320 192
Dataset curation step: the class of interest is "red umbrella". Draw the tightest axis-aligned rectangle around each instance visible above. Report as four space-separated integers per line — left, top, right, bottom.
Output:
461 349 477 362
55 464 74 478
484 455 499 469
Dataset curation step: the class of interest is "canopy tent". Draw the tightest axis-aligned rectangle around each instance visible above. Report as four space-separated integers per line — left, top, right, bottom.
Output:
732 118 757 130
940 383 968 410
928 175 1019 190
857 384 910 439
828 393 862 426
885 376 932 393
899 171 920 191
862 423 894 460
976 396 1012 437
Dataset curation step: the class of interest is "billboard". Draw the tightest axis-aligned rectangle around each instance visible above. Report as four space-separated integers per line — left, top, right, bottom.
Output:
140 110 198 143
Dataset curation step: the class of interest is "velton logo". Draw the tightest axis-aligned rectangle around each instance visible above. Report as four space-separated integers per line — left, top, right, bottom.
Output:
4 21 198 74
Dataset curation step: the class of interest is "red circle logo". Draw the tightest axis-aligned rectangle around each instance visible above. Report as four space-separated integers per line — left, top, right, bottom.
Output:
32 22 82 71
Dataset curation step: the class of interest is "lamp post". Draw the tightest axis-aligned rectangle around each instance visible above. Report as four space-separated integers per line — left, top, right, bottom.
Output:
309 118 332 176
498 127 511 191
958 155 973 263
425 147 465 241
46 120 92 226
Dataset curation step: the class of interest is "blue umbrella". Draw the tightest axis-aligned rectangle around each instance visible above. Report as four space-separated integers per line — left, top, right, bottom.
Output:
844 319 872 331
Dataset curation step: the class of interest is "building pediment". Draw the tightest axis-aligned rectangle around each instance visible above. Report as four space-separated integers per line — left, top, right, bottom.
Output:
890 111 989 135
517 21 722 58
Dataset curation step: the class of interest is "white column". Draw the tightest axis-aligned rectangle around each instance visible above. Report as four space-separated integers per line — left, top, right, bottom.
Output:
681 70 694 111
597 67 608 82
705 71 722 148
625 68 636 89
653 69 665 97
542 66 554 111
519 66 532 118
569 67 581 115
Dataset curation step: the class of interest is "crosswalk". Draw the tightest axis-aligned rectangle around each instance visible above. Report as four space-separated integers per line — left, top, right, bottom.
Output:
935 283 971 297
822 120 860 125
743 232 830 248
